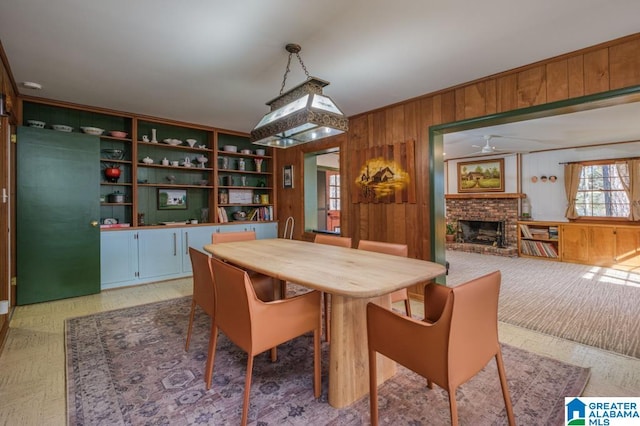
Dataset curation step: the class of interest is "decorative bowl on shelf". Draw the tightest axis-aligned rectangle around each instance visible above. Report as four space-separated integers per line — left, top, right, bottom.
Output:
223 145 238 152
81 126 104 135
101 149 125 160
240 149 252 155
163 138 182 146
141 156 154 164
109 130 128 138
27 120 46 128
255 149 266 156
52 124 73 132
233 211 247 221
195 155 208 165
197 180 209 186
186 138 197 147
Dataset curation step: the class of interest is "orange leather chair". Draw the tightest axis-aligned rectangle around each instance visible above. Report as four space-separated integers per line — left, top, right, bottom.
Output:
367 271 515 426
209 257 322 426
357 239 411 316
313 234 352 342
185 247 215 352
211 231 276 301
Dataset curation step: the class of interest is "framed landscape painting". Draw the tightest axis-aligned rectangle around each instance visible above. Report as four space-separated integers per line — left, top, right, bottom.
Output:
457 158 504 193
157 188 188 210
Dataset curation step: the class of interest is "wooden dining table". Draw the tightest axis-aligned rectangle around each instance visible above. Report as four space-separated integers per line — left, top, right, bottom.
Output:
203 238 447 408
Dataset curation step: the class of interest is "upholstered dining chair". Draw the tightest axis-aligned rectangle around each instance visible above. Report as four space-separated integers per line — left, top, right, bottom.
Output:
185 247 215 352
211 231 276 302
209 257 322 426
367 271 515 426
357 239 411 316
313 234 352 342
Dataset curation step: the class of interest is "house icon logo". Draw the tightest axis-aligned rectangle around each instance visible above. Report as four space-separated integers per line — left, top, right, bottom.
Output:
566 398 586 425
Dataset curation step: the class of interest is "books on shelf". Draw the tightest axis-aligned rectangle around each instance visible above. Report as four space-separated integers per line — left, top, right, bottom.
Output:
519 239 559 258
247 206 273 221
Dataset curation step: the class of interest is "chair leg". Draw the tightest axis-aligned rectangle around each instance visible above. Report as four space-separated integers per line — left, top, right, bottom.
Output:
185 300 196 351
270 347 278 362
404 299 412 317
448 390 459 426
323 292 331 343
241 355 255 426
369 349 379 426
495 351 516 426
313 327 321 398
205 322 218 390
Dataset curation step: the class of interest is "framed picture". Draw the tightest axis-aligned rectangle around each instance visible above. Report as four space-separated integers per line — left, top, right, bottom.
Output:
457 158 504 193
157 188 188 210
283 165 294 189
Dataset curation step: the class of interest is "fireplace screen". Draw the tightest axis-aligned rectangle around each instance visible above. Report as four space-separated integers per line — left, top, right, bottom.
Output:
458 220 505 247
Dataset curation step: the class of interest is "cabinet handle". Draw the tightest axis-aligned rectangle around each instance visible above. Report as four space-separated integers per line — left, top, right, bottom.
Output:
185 232 189 254
173 232 177 256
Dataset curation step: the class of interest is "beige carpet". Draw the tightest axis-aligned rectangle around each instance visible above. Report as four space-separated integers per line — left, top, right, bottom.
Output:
445 250 640 359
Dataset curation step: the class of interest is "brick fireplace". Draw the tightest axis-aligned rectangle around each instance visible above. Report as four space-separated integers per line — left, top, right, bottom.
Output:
445 193 522 257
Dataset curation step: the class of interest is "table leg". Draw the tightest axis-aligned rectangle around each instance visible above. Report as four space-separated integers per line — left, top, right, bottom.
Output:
328 293 396 408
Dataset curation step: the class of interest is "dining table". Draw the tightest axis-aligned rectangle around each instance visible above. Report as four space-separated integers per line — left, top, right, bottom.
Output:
203 238 447 408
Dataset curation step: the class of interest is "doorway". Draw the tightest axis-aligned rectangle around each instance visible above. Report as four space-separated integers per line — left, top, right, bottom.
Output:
304 150 341 234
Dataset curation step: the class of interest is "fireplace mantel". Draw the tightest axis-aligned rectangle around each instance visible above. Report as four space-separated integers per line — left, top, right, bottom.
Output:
445 193 525 199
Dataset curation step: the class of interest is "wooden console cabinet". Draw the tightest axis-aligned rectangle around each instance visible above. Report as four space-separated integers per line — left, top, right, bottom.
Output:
518 221 640 268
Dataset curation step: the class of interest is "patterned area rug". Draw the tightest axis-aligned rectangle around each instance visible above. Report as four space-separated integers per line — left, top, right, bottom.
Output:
446 250 640 359
66 297 590 425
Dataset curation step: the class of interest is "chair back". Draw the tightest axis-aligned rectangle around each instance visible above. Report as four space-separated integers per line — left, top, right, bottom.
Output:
357 240 408 257
210 256 257 351
212 230 257 244
188 247 215 318
447 270 501 388
314 234 352 248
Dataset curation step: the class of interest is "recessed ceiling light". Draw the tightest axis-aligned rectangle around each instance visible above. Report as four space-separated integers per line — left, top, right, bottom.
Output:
21 81 43 90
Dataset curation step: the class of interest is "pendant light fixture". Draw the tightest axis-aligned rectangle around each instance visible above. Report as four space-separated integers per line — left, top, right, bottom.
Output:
251 43 348 148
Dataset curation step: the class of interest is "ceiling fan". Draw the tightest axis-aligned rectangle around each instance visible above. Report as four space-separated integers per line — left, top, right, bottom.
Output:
470 135 504 155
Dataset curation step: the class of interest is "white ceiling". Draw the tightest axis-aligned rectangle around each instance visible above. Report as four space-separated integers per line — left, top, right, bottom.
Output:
2 0 640 156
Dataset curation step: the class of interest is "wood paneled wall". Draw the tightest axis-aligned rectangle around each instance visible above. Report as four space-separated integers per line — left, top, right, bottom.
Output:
275 33 640 295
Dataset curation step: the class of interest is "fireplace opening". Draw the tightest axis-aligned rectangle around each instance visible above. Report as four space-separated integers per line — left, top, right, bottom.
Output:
458 220 505 247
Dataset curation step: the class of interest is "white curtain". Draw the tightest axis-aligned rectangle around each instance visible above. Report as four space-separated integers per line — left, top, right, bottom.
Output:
617 160 640 220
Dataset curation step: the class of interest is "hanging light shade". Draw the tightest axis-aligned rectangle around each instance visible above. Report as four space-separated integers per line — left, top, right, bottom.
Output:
251 44 348 148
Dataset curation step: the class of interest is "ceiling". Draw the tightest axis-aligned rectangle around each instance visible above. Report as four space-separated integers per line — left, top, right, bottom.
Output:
2 0 640 156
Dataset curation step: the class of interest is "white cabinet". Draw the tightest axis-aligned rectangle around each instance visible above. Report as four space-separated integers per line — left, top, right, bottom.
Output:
100 222 277 289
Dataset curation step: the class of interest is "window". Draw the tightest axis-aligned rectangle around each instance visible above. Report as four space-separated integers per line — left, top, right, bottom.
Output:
329 174 340 211
576 162 630 218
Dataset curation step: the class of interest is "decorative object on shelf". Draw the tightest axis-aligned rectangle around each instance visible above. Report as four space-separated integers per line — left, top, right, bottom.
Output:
142 135 149 142
238 158 245 171
200 208 209 223
171 160 179 167
107 191 125 203
224 176 234 186
151 128 158 143
163 138 182 146
254 158 263 172
219 190 228 204
241 149 252 154
158 188 187 210
255 149 266 156
101 149 124 160
103 165 121 183
182 157 192 167
166 175 176 184
260 194 270 204
233 211 247 221
186 138 197 147
161 157 169 166
137 213 145 226
521 196 532 219
253 194 261 204
198 144 207 149
240 176 247 186
109 130 128 138
52 124 73 132
250 43 348 148
220 156 229 169
197 179 209 186
457 158 505 193
81 126 104 135
223 145 237 152
27 119 45 128
283 165 294 188
142 156 154 164
195 155 208 168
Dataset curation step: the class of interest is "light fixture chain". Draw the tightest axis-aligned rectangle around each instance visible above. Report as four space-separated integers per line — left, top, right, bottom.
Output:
294 52 310 78
279 53 294 95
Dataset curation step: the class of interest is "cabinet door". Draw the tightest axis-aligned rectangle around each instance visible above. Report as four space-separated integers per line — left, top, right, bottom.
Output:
589 226 616 266
138 228 183 279
561 225 589 263
182 226 219 272
615 227 640 265
101 230 138 287
252 222 278 239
